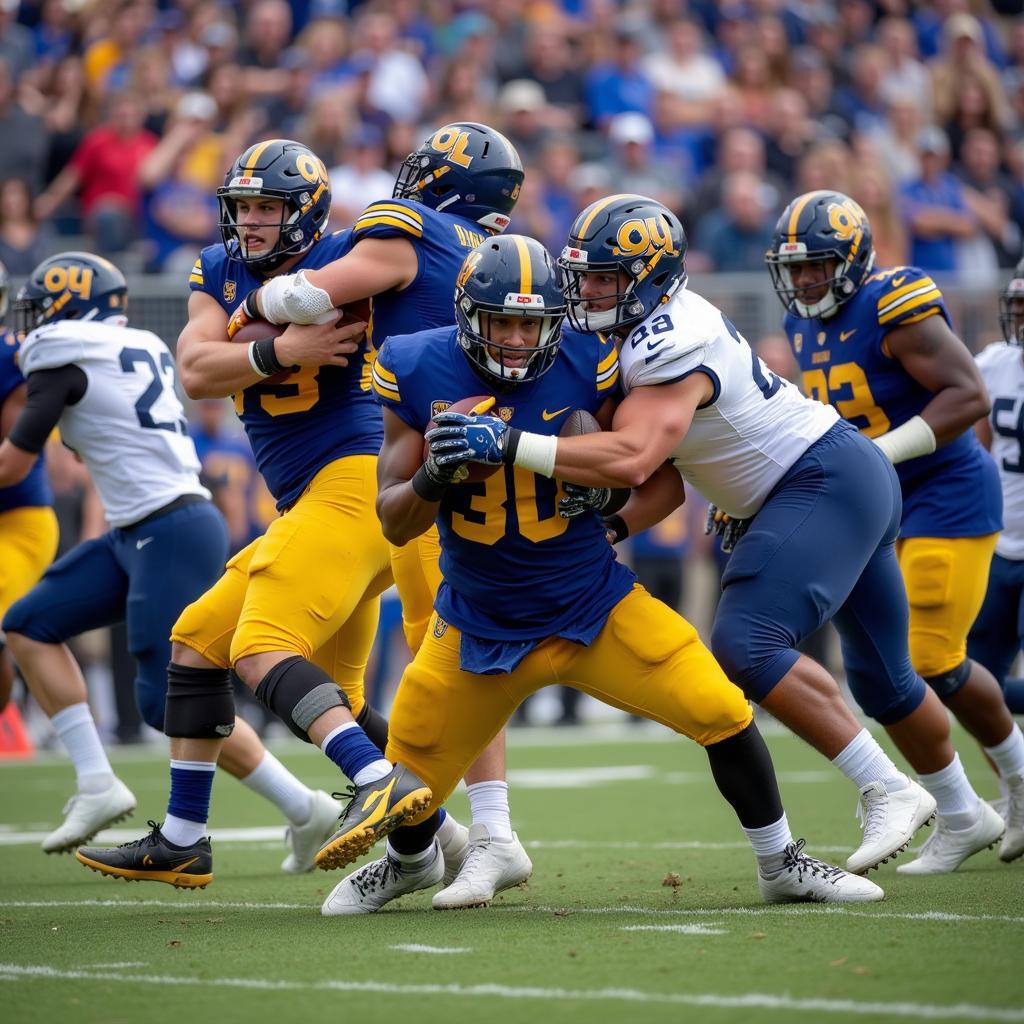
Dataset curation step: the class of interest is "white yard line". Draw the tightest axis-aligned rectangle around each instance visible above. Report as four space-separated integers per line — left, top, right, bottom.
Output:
0 898 1021 926
623 924 728 935
0 963 1020 1021
388 945 472 954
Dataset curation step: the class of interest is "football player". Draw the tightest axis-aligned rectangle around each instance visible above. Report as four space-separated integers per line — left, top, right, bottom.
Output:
229 124 533 905
0 258 59 711
464 195 998 878
75 140 433 889
320 233 883 914
967 257 1024 862
766 189 1021 872
0 252 231 856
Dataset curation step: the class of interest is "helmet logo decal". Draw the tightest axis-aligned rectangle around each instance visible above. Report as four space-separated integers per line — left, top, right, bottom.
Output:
612 215 679 260
456 250 484 290
44 265 93 300
430 127 474 168
827 197 867 255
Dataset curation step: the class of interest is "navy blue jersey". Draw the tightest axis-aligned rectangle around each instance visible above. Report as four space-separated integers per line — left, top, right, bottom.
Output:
0 329 52 513
352 198 493 352
786 266 1001 538
374 325 630 643
188 231 383 510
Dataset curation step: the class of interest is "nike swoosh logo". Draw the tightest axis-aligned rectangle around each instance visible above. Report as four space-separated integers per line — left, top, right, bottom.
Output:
143 855 153 866
542 406 571 421
171 857 200 871
136 537 154 550
892 275 907 287
839 330 857 342
362 778 395 814
647 339 665 352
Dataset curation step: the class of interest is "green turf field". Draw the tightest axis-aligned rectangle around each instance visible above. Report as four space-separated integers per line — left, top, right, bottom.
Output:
1 721 1021 1024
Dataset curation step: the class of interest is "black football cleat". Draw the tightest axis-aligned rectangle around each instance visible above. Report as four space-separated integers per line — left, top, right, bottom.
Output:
315 764 432 871
76 820 213 889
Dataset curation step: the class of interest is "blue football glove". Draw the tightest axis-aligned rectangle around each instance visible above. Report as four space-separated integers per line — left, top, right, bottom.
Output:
704 504 750 554
558 481 611 519
425 411 509 469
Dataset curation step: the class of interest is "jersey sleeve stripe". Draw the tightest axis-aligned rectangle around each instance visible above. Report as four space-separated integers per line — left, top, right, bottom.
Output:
597 366 620 392
360 202 424 224
597 347 617 374
896 307 942 327
877 276 937 311
189 273 204 285
373 361 398 384
354 214 424 238
878 287 943 324
371 366 400 400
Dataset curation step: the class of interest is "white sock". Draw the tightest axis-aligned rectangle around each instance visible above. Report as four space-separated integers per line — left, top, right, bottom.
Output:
985 725 1024 781
163 813 207 847
918 753 982 830
743 814 793 871
436 812 462 849
832 728 908 791
386 837 437 867
467 780 513 841
239 750 313 825
51 702 114 794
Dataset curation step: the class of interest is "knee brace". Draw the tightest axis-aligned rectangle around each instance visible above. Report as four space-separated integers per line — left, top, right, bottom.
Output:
357 702 389 751
164 662 235 739
254 655 351 743
924 659 971 700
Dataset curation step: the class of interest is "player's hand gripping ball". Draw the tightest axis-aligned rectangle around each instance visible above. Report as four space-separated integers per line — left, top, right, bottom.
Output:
423 396 506 485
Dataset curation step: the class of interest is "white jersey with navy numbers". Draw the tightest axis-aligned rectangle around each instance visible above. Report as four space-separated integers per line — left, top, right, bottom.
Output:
19 319 208 527
617 287 839 518
976 340 1024 560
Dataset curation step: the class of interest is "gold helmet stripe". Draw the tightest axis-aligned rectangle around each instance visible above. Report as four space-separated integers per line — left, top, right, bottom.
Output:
513 235 532 295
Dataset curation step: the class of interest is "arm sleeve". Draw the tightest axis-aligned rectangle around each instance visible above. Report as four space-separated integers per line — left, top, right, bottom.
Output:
7 365 88 454
370 339 420 430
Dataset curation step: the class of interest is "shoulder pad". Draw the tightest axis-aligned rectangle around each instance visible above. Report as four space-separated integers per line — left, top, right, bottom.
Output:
871 266 945 328
353 200 425 241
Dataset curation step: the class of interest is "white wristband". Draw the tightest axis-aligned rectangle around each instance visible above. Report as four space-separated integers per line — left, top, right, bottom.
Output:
247 340 270 378
872 415 937 464
512 431 558 478
260 269 334 325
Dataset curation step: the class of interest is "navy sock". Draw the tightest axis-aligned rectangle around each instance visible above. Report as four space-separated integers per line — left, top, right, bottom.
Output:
167 759 216 824
323 726 385 781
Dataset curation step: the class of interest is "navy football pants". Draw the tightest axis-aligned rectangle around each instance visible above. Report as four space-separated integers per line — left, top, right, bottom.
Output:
710 421 927 725
4 499 228 730
968 552 1024 714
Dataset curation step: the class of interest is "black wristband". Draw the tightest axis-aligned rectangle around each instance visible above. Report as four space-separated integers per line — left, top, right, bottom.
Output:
603 513 629 544
251 337 288 376
601 487 631 515
502 426 523 463
242 291 261 319
412 464 450 502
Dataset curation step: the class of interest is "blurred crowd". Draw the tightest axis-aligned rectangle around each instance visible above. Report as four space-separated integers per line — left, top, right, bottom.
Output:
0 0 1024 282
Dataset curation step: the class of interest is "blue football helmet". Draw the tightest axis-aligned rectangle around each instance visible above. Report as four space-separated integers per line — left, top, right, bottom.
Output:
558 194 687 334
455 234 566 388
999 257 1024 344
218 138 331 273
393 122 524 233
766 189 875 319
12 251 128 335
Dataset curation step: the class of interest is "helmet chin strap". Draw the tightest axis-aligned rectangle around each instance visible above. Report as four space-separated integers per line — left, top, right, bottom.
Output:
576 303 619 331
793 288 838 319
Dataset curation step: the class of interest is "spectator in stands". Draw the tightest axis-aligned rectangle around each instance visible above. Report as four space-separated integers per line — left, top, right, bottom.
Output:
693 169 775 272
129 44 178 138
788 46 847 141
606 112 684 215
955 127 1022 269
535 138 581 252
943 68 1011 164
32 0 77 69
900 125 980 275
257 46 310 139
877 17 932 114
498 79 555 166
752 14 792 89
297 88 351 169
82 0 153 97
728 44 778 131
506 23 585 126
0 0 37 82
0 57 48 196
834 44 891 137
930 13 1009 129
763 89 819 188
238 0 292 101
850 161 910 269
298 16 353 99
34 90 157 255
328 123 394 229
0 177 56 275
874 95 925 186
584 21 654 129
354 10 429 124
797 137 854 198
647 16 726 129
433 56 494 126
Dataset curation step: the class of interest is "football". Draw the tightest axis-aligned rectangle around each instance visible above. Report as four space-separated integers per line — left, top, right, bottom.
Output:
231 298 372 385
559 409 601 438
423 395 501 484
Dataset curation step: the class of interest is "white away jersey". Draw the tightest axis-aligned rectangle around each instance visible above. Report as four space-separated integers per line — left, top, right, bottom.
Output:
618 288 838 517
19 320 208 527
976 341 1024 559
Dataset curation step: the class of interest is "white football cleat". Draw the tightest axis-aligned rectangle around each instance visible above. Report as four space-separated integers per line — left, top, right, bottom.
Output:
281 790 341 874
41 778 136 854
432 823 532 909
896 802 1005 875
321 840 443 916
759 840 884 903
846 778 936 874
437 816 470 886
998 772 1023 863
